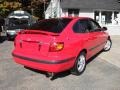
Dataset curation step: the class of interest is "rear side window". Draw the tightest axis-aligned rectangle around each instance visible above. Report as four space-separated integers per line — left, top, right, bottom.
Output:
88 20 101 31
73 19 91 33
28 18 72 33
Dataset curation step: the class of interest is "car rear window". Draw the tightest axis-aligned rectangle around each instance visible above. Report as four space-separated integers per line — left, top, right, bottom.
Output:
28 18 72 33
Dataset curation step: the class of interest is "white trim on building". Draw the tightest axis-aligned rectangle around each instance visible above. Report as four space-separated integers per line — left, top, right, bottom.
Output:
45 0 120 35
45 0 120 25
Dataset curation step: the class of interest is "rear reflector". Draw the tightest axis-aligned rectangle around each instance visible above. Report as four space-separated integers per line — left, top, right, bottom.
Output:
49 42 64 52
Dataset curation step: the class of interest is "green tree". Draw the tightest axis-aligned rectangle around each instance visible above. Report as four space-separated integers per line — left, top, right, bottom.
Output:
0 0 21 17
23 0 50 19
0 0 50 18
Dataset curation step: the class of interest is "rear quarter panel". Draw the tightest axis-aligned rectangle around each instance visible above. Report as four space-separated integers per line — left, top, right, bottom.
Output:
56 19 85 59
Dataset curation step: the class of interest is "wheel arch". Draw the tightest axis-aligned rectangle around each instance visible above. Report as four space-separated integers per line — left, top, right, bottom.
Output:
108 36 111 40
71 48 87 75
80 49 87 54
77 49 87 58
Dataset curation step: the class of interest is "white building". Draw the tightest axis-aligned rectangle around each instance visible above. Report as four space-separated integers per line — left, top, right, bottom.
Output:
45 0 120 35
45 0 120 24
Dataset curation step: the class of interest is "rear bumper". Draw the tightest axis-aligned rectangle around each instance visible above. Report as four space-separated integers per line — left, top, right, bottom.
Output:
12 53 76 73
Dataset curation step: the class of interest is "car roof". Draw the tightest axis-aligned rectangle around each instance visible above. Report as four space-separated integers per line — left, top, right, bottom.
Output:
37 17 92 23
40 17 91 21
60 17 92 20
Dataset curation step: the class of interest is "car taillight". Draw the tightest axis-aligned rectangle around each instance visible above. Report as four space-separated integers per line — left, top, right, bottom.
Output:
49 42 64 52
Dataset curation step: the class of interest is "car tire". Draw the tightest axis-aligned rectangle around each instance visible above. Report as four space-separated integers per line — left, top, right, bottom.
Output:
71 51 86 75
7 37 11 41
103 38 112 51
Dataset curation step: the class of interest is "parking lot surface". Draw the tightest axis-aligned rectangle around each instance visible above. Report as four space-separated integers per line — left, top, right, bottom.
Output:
0 36 120 90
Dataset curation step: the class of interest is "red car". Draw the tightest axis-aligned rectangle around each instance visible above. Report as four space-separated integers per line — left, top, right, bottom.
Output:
12 17 112 76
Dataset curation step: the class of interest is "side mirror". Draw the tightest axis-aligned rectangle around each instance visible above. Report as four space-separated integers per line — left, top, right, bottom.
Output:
102 27 107 31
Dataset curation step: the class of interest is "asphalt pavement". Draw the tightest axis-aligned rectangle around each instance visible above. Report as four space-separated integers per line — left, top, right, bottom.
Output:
0 35 120 90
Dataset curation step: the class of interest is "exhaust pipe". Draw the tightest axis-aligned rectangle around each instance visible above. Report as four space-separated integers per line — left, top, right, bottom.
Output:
46 72 55 80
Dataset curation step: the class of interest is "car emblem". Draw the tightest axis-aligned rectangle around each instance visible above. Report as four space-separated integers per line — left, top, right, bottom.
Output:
19 40 22 43
27 38 31 41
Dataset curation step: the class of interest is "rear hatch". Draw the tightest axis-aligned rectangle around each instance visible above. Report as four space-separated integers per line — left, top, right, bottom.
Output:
16 30 59 57
15 18 72 57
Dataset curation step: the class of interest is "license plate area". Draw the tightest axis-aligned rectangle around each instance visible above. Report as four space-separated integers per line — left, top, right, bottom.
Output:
22 41 40 51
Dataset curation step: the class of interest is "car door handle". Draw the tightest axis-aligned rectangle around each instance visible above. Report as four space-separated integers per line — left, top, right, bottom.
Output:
91 36 97 39
88 37 94 40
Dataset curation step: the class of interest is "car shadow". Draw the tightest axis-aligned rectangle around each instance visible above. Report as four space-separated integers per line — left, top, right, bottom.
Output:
24 66 71 80
24 51 103 80
0 36 7 43
86 50 103 64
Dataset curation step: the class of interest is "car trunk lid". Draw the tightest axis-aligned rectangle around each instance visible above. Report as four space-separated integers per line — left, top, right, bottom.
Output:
16 30 59 56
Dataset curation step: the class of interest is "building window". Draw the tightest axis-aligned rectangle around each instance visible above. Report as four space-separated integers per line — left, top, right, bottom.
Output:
94 11 99 22
68 9 79 17
102 11 112 24
117 0 120 3
114 11 119 18
94 11 119 25
60 0 63 2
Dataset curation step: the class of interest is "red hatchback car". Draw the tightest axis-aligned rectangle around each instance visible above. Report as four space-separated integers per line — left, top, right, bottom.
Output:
12 17 112 76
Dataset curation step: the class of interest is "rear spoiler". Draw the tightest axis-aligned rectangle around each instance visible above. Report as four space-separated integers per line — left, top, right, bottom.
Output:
19 30 59 36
